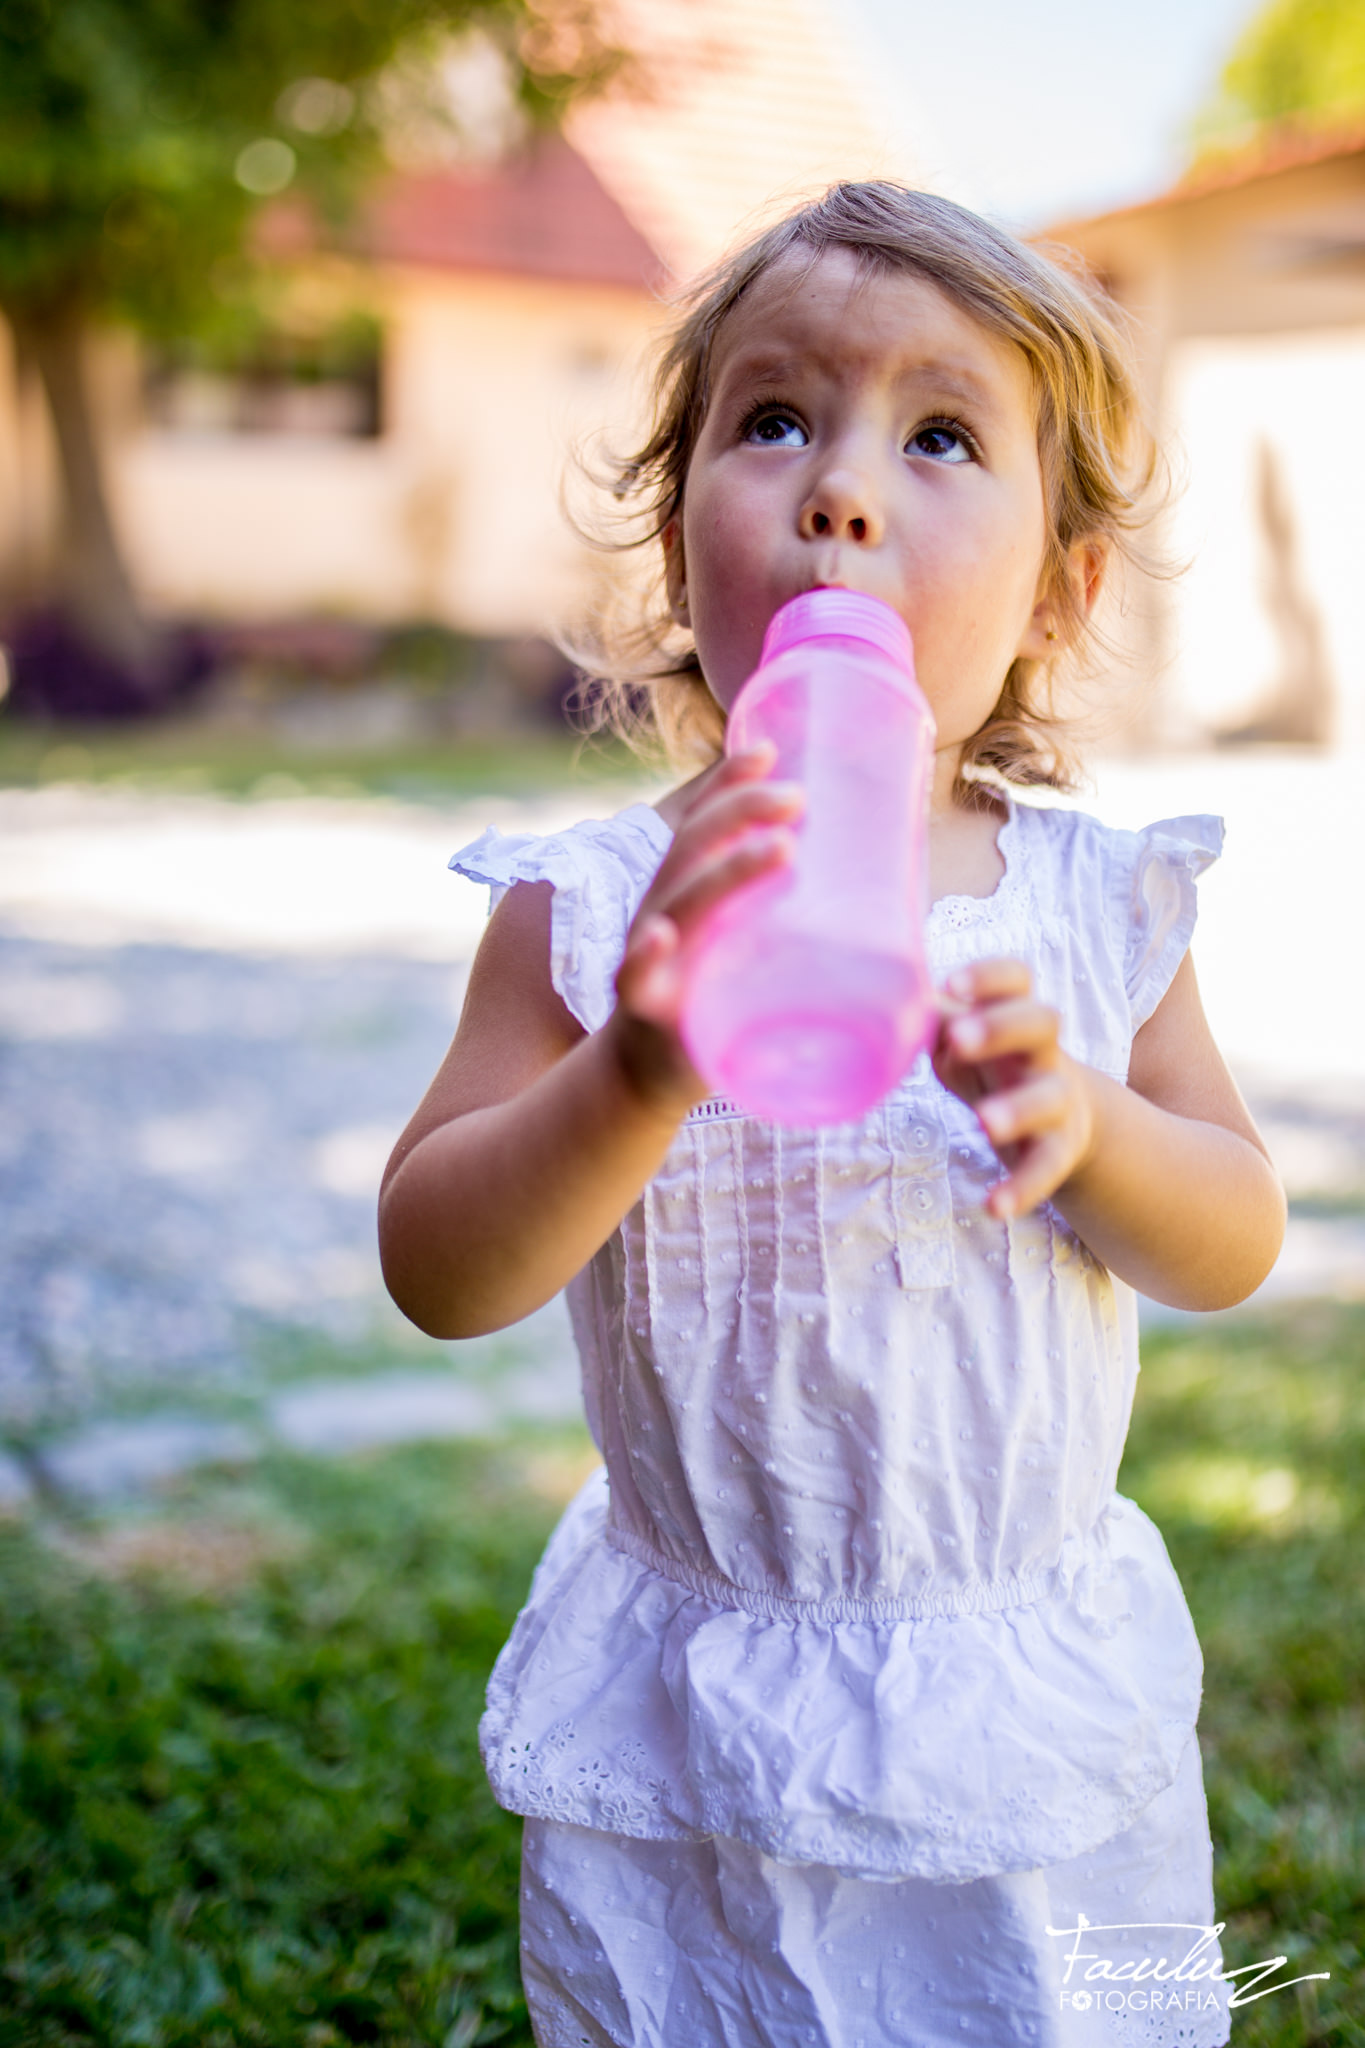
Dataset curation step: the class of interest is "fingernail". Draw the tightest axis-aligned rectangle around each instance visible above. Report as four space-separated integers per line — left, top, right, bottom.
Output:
948 971 974 1000
983 1101 1012 1139
953 1018 985 1054
994 1187 1015 1219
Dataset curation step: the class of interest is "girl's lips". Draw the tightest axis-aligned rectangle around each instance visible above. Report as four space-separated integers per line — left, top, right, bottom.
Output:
797 576 908 619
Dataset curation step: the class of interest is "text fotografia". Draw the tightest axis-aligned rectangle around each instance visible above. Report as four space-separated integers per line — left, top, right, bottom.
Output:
1048 1917 1329 2012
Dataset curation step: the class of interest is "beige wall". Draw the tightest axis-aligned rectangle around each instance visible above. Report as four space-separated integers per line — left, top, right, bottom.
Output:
1 266 665 641
377 267 660 632
1053 152 1365 755
1161 325 1365 752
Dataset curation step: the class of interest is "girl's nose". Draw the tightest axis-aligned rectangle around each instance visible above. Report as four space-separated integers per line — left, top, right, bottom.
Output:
798 467 883 546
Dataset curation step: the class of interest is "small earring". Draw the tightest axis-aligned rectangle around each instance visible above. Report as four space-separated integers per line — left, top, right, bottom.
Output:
1044 627 1058 643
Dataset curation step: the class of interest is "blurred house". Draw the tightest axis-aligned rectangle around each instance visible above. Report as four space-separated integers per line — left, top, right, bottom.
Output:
0 139 667 645
0 0 907 647
13 0 1357 759
1049 127 1365 753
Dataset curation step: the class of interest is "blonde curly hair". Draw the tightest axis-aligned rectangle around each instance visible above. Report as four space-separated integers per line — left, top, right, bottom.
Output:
572 181 1157 789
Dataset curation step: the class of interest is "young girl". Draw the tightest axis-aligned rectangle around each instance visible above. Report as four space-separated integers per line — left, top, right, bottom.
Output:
380 184 1285 2048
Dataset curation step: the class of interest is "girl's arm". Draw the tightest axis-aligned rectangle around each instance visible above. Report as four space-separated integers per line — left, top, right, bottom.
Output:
378 751 801 1338
936 953 1286 1310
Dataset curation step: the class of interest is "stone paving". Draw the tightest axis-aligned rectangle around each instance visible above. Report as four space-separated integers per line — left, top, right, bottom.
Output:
1 759 1361 1506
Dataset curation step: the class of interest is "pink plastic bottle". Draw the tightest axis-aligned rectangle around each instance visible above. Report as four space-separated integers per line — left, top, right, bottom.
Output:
680 589 937 1126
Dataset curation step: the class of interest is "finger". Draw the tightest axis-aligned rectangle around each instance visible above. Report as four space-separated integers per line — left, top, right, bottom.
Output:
617 907 675 976
676 775 805 852
987 1129 1076 1220
619 909 677 974
931 1029 984 1104
662 824 798 935
651 784 803 921
948 997 1060 1065
617 915 687 1024
724 739 778 779
676 741 780 816
977 1070 1070 1149
944 959 1033 1009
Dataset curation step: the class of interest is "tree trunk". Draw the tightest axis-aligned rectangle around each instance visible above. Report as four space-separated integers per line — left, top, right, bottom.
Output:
14 296 156 673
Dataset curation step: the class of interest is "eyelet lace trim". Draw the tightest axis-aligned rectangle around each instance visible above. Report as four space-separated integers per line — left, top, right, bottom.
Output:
482 1698 1194 1887
926 794 1031 934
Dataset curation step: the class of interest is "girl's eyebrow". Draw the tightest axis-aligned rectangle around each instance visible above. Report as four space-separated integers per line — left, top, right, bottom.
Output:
712 347 805 390
911 364 998 409
715 341 1007 417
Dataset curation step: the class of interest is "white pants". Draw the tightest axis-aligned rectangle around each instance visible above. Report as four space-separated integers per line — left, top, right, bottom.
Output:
519 1738 1230 2048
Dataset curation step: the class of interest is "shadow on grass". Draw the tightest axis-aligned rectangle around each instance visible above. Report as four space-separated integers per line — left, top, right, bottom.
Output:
1 1307 1360 2046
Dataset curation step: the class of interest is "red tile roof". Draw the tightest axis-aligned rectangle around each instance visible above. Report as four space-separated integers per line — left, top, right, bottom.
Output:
361 134 668 290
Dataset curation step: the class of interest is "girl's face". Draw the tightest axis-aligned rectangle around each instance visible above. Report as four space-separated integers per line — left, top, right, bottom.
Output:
667 249 1063 760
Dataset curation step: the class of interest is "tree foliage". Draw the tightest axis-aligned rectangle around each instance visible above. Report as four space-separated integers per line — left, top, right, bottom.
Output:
0 0 616 687
0 0 614 330
1195 0 1365 155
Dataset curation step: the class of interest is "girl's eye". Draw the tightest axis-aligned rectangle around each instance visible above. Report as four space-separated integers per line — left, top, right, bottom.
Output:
908 420 974 465
742 407 808 448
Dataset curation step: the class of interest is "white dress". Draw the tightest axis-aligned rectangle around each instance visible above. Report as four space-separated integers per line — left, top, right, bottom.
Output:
451 797 1233 2048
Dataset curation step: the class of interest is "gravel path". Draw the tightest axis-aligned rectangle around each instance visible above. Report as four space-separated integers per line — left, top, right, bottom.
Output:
0 780 638 1461
0 931 473 1428
1 758 1360 1498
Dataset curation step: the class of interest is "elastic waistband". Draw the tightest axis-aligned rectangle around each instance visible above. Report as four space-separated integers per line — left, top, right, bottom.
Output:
604 1519 1080 1624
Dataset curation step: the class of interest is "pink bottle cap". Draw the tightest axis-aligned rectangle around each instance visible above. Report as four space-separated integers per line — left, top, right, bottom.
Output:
760 589 914 671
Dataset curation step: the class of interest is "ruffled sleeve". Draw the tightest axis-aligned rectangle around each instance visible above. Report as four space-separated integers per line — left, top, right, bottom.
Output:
1122 815 1223 1032
450 803 671 1034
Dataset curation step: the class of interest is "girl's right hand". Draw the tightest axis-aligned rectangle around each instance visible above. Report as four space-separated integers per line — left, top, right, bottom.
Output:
608 744 803 1115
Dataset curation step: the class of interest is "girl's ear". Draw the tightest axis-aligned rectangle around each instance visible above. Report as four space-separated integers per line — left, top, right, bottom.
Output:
1019 539 1107 657
1073 539 1107 617
663 516 689 625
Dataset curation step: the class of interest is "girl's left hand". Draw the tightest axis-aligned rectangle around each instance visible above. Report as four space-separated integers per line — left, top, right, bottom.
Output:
933 959 1098 1219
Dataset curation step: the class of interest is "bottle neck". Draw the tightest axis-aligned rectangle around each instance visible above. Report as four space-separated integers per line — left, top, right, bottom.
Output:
760 589 914 672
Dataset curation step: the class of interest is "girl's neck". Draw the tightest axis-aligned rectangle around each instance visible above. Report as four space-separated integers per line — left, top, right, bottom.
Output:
930 745 964 824
928 746 1009 904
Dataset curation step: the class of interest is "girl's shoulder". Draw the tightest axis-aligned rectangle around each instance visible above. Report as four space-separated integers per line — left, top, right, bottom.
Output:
450 803 670 1034
450 801 671 898
1007 796 1224 1031
1008 796 1223 904
1008 792 1221 867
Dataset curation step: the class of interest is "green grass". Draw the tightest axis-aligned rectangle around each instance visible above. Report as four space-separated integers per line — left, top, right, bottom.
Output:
0 1435 591 2048
1119 1302 1365 2047
0 1308 1360 2046
0 713 644 805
